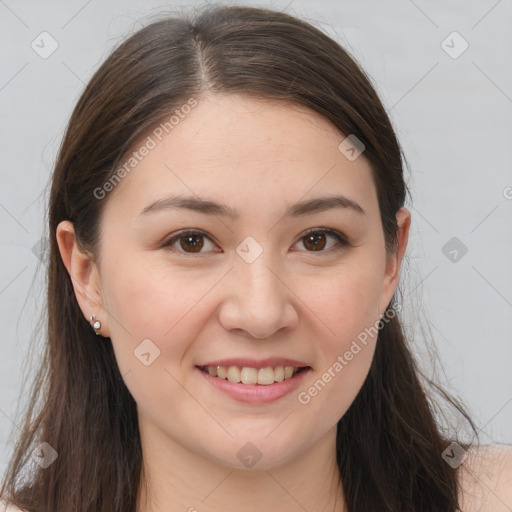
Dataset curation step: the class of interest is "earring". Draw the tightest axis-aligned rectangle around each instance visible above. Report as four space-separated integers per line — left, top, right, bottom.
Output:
89 315 102 336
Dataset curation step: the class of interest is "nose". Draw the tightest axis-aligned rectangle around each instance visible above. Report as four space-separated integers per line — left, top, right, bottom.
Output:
218 254 298 339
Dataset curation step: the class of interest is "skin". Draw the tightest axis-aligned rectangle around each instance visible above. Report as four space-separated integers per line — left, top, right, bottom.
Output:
57 93 411 512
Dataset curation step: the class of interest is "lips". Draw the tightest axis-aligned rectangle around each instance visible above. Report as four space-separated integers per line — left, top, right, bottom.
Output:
195 357 311 403
196 363 311 404
197 358 310 370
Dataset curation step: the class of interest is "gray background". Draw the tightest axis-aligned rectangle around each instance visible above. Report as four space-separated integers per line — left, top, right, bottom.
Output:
1 0 511 476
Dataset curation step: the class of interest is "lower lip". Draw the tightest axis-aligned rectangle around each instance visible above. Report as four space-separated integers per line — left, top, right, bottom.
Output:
197 367 311 404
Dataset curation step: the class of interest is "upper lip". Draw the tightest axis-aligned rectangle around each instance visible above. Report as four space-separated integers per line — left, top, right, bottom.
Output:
197 358 310 369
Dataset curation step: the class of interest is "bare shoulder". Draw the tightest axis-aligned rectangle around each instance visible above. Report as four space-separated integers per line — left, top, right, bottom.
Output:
0 499 25 512
458 443 512 512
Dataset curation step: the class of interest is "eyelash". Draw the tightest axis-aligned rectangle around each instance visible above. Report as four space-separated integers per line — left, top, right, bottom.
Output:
161 228 350 256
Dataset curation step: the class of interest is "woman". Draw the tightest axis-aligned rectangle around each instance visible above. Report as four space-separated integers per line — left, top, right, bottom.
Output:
1 5 511 512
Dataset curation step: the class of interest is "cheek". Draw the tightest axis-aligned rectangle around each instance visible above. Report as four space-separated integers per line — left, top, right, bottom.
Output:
100 261 213 421
101 255 225 368
294 261 384 419
306 257 385 346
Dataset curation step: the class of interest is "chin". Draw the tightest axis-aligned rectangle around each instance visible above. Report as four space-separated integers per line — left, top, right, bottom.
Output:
199 434 310 472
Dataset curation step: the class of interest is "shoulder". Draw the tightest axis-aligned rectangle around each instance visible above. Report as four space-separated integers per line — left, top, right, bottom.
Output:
0 499 25 512
458 443 512 512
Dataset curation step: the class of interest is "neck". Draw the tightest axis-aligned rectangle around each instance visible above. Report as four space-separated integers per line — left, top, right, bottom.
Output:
136 417 346 512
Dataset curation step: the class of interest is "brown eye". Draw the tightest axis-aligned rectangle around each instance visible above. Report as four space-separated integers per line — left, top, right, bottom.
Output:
163 230 217 255
163 228 349 256
303 232 327 251
178 233 204 253
297 228 348 253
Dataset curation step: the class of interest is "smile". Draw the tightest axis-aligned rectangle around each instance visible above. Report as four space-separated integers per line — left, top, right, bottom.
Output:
198 365 307 385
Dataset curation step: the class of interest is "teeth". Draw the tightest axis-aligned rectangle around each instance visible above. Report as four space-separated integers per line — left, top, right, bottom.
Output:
202 365 302 385
257 367 275 385
227 366 241 383
240 367 258 385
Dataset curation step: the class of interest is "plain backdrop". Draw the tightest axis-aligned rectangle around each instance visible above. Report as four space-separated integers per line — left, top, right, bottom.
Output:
1 0 511 477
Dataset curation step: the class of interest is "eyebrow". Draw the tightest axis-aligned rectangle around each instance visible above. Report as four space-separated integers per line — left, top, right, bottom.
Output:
139 194 365 218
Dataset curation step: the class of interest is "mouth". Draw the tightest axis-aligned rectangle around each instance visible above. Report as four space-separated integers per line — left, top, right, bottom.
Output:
197 364 310 385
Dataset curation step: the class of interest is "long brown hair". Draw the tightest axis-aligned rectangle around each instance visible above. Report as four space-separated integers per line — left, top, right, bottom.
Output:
0 5 480 511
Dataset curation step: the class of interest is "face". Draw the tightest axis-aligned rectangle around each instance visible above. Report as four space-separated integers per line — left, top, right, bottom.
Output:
58 93 409 470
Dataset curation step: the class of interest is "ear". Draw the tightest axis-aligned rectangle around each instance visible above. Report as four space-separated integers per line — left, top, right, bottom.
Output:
379 207 411 314
56 220 110 337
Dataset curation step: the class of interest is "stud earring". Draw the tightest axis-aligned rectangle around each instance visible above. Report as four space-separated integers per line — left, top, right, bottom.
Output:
89 315 102 336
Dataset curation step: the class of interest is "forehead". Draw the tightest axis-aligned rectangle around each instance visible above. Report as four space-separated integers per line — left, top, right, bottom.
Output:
103 94 378 220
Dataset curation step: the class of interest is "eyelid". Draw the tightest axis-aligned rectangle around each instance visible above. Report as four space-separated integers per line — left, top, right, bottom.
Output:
295 227 351 251
162 229 219 256
162 227 350 255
